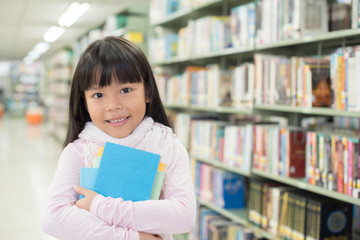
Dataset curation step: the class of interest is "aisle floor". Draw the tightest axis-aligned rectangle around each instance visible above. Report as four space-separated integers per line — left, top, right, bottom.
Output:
0 116 60 239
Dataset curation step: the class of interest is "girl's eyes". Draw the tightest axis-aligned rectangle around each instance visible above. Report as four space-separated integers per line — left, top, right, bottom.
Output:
92 88 131 98
93 93 103 98
121 88 131 94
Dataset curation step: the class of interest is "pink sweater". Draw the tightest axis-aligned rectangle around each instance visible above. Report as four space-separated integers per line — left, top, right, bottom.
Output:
42 117 196 240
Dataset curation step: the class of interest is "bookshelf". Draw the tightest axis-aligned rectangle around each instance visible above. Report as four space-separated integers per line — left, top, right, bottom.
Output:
166 103 360 118
150 0 360 239
46 49 72 142
6 62 42 118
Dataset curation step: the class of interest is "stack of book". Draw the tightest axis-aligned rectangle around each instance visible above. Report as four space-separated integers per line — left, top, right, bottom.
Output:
80 142 165 201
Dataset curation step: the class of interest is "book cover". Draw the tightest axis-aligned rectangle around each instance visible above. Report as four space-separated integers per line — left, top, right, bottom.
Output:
80 143 165 201
311 198 353 239
79 167 99 199
220 172 246 209
93 142 161 201
150 162 165 200
207 218 231 240
199 208 221 240
286 130 306 178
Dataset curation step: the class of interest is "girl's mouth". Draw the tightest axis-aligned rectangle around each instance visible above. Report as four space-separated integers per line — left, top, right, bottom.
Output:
107 116 129 123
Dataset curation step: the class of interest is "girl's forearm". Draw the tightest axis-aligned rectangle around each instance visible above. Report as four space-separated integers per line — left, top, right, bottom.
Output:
90 195 196 234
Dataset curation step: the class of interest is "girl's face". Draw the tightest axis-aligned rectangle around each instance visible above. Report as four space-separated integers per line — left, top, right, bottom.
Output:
84 80 148 138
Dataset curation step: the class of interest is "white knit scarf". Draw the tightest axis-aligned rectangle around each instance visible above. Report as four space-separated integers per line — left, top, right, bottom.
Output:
78 117 173 168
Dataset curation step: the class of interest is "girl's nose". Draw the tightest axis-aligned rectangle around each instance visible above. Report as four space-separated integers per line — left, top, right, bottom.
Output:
106 102 122 111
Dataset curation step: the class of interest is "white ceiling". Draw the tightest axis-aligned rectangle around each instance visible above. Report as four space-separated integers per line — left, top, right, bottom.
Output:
0 0 148 62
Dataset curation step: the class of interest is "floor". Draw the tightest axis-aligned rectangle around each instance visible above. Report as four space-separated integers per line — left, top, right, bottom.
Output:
0 115 60 240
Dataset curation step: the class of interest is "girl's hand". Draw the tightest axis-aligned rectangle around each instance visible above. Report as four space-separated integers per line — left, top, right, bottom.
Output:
74 185 98 211
139 232 162 240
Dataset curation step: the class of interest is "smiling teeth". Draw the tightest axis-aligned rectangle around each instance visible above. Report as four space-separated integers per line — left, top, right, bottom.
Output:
109 117 127 123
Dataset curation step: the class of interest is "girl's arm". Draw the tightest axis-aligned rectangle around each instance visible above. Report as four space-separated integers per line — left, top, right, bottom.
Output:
41 142 140 240
88 138 197 235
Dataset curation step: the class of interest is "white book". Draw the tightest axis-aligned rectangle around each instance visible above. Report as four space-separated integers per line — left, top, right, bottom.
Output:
243 124 253 172
255 54 263 104
232 66 243 107
269 58 277 104
346 56 357 111
352 0 359 28
355 51 360 111
240 5 248 46
272 127 280 175
247 63 255 107
300 0 328 36
271 0 278 42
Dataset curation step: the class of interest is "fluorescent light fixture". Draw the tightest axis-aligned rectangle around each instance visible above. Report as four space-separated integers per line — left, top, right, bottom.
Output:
28 50 41 59
23 50 41 63
33 42 50 54
58 2 90 27
43 26 65 43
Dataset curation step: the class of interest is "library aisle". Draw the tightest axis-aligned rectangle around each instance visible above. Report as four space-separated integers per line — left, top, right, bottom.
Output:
0 116 60 240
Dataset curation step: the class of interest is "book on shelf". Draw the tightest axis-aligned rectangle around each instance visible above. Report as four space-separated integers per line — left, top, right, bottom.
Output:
208 64 232 107
331 46 360 111
300 0 329 35
208 218 232 240
277 190 354 240
80 142 165 201
227 224 253 240
230 2 255 48
177 19 194 59
196 162 246 209
268 186 294 236
254 54 294 106
352 0 360 28
282 128 306 178
193 15 231 56
255 0 328 45
306 130 360 197
252 124 306 178
260 182 283 231
223 123 253 172
201 212 226 240
185 66 207 105
248 180 264 227
328 1 351 31
198 207 254 240
305 197 353 240
231 62 255 108
302 57 331 108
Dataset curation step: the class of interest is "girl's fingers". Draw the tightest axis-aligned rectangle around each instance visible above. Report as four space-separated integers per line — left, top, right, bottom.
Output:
74 185 87 195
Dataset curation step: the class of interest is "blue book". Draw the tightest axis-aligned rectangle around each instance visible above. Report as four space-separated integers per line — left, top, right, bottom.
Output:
221 172 246 209
79 168 99 199
93 142 161 201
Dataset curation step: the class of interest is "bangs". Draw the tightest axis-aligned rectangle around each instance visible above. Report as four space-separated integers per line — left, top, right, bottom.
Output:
94 57 144 88
80 38 145 91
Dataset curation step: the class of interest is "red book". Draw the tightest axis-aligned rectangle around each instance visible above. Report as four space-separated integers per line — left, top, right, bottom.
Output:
286 130 306 178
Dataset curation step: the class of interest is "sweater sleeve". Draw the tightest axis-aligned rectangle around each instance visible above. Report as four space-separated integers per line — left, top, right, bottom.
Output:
89 138 197 235
41 142 139 240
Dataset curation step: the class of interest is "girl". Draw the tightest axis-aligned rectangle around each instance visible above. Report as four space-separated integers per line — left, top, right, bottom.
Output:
42 36 196 240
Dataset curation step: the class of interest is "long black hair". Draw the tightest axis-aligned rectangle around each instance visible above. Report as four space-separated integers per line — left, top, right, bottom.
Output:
63 36 170 148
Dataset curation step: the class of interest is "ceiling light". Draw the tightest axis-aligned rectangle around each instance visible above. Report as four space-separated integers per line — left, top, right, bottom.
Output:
23 50 41 63
33 42 50 54
43 26 65 43
58 2 90 27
